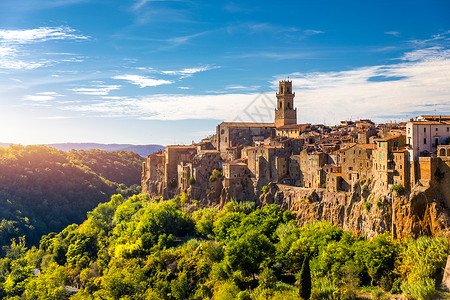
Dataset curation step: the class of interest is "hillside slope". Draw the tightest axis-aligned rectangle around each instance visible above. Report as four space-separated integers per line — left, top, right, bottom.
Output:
0 145 143 248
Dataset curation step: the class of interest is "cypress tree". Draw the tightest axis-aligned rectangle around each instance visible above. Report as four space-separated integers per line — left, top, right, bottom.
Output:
298 255 311 300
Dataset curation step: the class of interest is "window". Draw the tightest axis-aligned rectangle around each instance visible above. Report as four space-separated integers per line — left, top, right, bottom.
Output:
424 138 426 145
424 128 426 133
436 128 438 131
447 127 449 132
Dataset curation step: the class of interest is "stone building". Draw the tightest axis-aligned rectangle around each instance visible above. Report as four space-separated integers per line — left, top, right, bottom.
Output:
406 116 450 159
177 150 222 191
215 122 275 158
274 80 297 127
372 135 406 189
341 143 375 186
164 145 197 188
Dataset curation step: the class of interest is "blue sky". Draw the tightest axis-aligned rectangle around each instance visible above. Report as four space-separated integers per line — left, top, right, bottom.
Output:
0 0 449 145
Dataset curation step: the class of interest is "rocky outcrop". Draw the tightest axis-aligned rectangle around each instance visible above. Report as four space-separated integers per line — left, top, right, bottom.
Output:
257 179 450 239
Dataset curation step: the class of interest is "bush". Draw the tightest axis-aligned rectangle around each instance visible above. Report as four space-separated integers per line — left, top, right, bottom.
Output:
310 276 336 300
261 186 269 194
209 169 223 182
321 183 326 188
391 185 404 194
363 201 372 211
188 176 196 186
375 199 383 208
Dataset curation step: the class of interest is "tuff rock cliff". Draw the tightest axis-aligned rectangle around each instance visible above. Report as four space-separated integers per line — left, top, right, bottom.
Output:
256 179 450 239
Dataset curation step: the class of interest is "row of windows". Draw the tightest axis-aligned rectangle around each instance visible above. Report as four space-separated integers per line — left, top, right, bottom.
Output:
423 127 450 132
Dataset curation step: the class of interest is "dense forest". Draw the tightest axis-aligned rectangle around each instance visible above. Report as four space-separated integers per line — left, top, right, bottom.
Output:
1 193 448 300
0 145 143 249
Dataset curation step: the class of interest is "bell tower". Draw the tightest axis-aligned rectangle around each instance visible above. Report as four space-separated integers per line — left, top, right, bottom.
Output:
274 80 297 127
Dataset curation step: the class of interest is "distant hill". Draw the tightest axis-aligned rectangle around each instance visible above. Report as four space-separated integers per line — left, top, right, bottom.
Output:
45 143 165 157
0 145 145 249
0 143 165 157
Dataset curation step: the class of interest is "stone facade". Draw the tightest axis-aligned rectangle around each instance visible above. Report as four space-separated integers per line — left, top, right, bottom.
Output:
274 80 297 127
141 80 450 222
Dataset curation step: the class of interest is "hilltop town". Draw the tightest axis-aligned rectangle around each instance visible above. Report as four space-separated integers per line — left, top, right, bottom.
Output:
141 80 450 237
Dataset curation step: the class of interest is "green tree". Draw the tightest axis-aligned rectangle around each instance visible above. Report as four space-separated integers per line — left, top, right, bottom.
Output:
225 230 275 278
297 255 311 300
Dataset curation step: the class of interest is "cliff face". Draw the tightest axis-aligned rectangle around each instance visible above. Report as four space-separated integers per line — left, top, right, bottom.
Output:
258 179 450 239
144 170 450 239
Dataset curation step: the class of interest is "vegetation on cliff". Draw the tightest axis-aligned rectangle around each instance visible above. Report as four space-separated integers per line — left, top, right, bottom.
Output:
0 193 448 300
0 145 143 249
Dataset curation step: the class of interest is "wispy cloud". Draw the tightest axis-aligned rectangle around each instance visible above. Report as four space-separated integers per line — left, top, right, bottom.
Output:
61 33 450 124
22 92 64 102
225 85 260 91
0 26 88 70
0 26 89 44
113 74 173 88
62 93 270 121
385 31 400 37
304 29 324 35
39 116 72 120
70 85 121 96
161 65 220 78
272 45 450 124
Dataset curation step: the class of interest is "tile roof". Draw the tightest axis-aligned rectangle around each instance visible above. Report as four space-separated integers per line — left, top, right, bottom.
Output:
221 122 275 128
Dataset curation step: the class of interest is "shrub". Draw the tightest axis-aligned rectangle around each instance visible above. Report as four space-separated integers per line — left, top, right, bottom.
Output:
321 183 326 188
310 276 336 300
209 169 223 182
261 186 269 194
391 184 404 194
375 199 383 208
169 177 177 188
188 176 196 186
363 201 372 211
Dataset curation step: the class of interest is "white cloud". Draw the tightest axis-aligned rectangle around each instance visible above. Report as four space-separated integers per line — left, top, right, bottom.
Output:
272 47 450 124
0 26 88 70
304 29 324 35
39 116 71 120
385 31 400 37
63 93 273 121
22 92 64 102
225 85 260 91
178 86 191 90
0 26 89 44
63 41 450 124
161 65 220 78
70 85 121 96
113 74 173 88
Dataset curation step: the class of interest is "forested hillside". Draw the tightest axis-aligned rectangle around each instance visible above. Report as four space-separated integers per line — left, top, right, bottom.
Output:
1 194 448 300
0 145 143 249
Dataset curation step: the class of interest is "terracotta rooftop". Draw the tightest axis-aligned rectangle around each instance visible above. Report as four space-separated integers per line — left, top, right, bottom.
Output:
330 172 343 177
359 144 376 150
166 145 197 149
392 147 408 153
419 115 450 121
408 121 450 125
376 135 402 142
276 123 310 130
221 122 275 128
